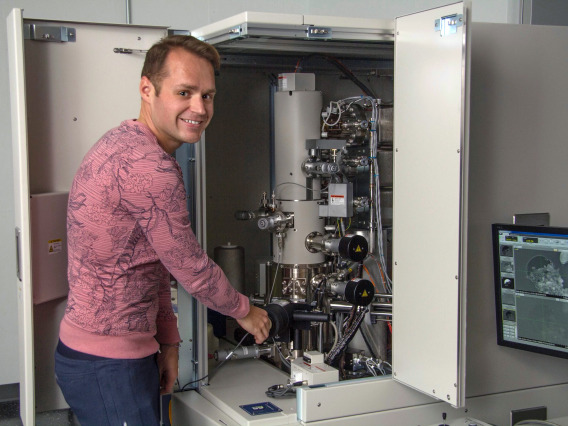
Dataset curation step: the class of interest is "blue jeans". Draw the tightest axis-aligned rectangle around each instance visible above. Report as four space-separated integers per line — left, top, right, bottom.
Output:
54 341 160 426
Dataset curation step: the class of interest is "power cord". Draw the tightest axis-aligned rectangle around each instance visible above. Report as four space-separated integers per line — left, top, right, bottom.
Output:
179 332 250 391
265 381 305 399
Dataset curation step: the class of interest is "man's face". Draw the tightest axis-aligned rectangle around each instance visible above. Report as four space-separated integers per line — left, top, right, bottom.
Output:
140 48 216 154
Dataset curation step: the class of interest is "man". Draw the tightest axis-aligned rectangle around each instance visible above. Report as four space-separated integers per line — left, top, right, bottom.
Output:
55 35 270 426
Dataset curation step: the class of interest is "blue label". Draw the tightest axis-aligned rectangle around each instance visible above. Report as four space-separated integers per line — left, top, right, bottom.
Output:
240 402 282 416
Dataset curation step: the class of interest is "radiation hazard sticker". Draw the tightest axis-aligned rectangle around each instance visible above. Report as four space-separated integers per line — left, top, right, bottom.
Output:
48 239 63 255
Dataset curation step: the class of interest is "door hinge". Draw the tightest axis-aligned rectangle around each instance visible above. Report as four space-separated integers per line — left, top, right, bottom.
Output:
434 14 463 37
24 24 76 42
306 26 332 39
228 24 244 39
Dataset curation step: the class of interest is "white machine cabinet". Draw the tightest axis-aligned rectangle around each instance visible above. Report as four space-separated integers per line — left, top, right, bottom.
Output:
10 2 568 426
8 3 467 425
8 4 468 424
173 3 469 425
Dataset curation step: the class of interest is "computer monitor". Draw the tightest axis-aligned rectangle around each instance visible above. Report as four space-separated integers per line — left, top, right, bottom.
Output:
492 223 568 359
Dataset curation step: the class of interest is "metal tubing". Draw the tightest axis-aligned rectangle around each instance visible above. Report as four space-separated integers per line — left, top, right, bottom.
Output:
330 301 392 312
125 0 131 24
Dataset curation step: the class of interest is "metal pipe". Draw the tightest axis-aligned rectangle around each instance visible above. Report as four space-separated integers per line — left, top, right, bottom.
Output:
368 136 376 254
214 345 273 361
125 0 131 24
371 313 392 318
330 301 392 312
250 296 266 305
371 303 393 310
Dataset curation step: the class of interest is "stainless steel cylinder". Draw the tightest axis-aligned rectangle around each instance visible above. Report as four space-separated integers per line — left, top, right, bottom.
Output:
274 90 323 200
274 199 325 265
214 345 272 361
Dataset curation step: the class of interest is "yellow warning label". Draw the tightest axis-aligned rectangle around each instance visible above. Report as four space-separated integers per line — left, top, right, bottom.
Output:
362 290 368 297
48 239 63 255
355 245 362 252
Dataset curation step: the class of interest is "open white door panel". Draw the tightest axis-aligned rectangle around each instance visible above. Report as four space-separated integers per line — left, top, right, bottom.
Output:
7 8 167 423
392 2 468 407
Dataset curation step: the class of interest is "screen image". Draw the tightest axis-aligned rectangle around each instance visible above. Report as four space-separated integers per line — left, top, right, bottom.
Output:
492 223 568 359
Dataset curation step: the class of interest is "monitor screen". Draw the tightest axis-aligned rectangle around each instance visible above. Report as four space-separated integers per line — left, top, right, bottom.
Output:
492 223 568 359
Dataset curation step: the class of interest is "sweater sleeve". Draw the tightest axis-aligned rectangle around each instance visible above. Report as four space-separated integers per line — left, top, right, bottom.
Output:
119 149 250 320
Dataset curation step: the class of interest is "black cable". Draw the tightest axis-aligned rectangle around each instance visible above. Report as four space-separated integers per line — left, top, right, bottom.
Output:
325 56 377 99
179 332 250 391
265 381 304 398
265 384 297 398
295 54 377 98
325 307 368 366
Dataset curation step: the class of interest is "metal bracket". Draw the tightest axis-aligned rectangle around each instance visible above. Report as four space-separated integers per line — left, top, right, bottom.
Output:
228 24 244 40
306 26 332 39
513 212 550 226
24 24 76 42
168 29 190 36
434 14 463 37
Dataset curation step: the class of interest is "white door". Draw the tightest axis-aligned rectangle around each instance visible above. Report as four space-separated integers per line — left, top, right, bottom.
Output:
7 9 167 424
7 9 34 425
392 2 469 407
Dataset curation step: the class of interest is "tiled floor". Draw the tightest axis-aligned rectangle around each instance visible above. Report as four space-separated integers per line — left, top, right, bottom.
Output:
0 401 78 426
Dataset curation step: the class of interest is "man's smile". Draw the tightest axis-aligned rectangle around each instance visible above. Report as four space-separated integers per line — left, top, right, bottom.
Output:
180 118 202 125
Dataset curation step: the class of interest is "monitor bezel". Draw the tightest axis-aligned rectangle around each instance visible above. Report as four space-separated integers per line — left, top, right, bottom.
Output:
492 222 568 360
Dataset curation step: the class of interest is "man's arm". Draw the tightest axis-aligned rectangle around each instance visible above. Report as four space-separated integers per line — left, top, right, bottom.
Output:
125 150 270 343
157 344 179 394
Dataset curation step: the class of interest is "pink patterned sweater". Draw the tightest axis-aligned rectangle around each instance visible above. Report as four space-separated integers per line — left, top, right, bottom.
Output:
59 120 249 359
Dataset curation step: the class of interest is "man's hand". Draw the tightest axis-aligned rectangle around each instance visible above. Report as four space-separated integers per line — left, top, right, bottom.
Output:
157 344 179 394
236 305 271 344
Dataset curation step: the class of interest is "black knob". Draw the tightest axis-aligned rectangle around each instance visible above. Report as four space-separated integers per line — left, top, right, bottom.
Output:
262 303 291 338
338 234 368 261
344 278 374 306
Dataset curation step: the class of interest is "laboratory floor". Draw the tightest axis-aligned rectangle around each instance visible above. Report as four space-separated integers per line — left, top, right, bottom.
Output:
0 401 78 426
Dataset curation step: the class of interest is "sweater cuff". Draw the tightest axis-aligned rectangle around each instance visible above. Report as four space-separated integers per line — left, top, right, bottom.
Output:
231 293 250 320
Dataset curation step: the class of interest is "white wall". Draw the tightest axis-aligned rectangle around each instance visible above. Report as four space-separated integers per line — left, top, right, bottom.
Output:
0 0 520 387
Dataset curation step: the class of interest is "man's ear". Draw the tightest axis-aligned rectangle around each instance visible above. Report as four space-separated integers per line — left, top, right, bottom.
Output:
139 76 154 102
